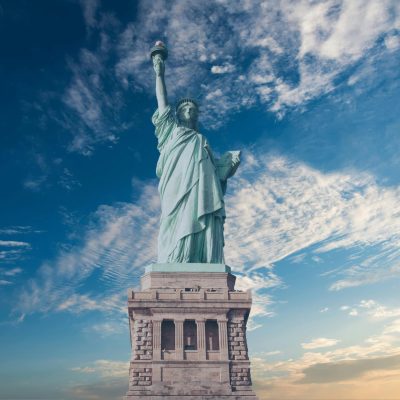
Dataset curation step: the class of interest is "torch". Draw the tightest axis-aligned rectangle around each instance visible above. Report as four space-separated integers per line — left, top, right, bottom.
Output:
150 40 168 61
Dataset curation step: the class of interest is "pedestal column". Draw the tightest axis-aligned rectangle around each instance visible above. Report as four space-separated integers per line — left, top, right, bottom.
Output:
175 319 184 360
197 319 206 360
218 318 229 359
152 319 162 361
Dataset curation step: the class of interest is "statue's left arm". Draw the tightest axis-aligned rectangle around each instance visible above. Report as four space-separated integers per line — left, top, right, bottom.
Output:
216 151 241 193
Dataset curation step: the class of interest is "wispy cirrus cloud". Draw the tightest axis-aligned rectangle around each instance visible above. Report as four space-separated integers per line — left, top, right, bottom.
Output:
16 182 159 316
340 299 400 320
79 0 100 29
0 227 39 285
234 269 283 329
0 267 23 277
87 321 126 337
224 152 400 292
116 0 400 125
71 359 129 378
0 226 38 235
0 239 31 265
42 1 400 153
298 354 400 384
61 39 128 155
0 240 30 248
16 151 400 329
252 315 400 399
42 3 133 156
23 152 49 191
301 338 340 350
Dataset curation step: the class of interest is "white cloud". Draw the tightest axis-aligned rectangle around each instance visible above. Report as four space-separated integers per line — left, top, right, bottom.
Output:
18 152 400 330
264 350 282 356
0 240 30 248
370 305 400 319
71 359 129 378
342 300 400 320
23 152 49 191
235 269 282 328
71 366 96 374
114 0 400 126
58 168 81 191
56 293 125 314
79 0 100 29
0 267 23 277
252 315 400 398
43 1 399 148
0 226 42 235
211 64 235 74
24 176 47 191
320 307 329 313
224 152 400 291
383 319 400 335
330 264 400 291
88 321 126 336
0 279 12 286
360 299 377 309
302 337 340 350
0 240 31 264
62 44 126 155
17 182 159 316
349 309 359 317
385 33 400 51
253 36 283 54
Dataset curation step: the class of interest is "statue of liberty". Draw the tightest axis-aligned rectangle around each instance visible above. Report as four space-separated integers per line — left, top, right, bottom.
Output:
151 41 240 264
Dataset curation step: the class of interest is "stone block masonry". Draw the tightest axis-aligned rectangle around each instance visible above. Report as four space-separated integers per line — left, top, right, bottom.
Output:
228 317 249 361
124 264 258 399
132 319 153 360
129 367 152 386
230 366 252 386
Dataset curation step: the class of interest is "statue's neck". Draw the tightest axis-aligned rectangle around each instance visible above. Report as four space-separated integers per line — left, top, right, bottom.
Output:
179 120 198 131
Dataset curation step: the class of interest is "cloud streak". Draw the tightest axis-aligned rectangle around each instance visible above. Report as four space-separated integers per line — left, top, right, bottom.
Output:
0 240 30 248
16 151 400 331
71 359 129 378
299 354 400 384
41 0 400 152
225 152 400 291
16 182 160 316
252 314 400 398
301 338 340 350
116 0 400 125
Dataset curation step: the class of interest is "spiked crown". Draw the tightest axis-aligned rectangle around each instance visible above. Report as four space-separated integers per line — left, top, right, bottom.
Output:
176 98 199 113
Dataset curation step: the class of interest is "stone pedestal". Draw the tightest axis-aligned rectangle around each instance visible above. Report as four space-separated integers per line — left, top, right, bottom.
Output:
124 263 258 399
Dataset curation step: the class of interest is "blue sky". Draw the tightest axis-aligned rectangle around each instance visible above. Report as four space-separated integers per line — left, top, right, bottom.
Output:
1 0 400 399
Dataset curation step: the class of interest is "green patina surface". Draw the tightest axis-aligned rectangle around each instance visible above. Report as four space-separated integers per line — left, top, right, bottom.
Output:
145 263 231 273
152 44 240 266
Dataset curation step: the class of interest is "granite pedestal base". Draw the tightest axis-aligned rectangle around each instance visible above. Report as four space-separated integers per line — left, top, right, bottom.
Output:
124 263 258 399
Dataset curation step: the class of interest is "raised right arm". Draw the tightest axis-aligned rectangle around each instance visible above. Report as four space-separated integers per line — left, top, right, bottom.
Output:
153 54 168 114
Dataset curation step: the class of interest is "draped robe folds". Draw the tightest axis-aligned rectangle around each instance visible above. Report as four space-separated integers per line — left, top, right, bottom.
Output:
152 106 226 263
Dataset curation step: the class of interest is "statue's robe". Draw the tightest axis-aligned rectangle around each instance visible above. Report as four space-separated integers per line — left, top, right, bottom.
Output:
152 106 225 263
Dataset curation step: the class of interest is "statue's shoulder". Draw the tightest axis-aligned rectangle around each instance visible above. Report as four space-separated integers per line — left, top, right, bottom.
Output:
152 106 179 130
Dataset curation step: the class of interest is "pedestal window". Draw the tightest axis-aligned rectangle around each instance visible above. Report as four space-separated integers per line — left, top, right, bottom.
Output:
183 320 197 350
161 319 175 350
206 320 220 350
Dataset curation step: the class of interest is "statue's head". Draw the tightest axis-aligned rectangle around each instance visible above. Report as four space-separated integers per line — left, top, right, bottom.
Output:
176 98 199 129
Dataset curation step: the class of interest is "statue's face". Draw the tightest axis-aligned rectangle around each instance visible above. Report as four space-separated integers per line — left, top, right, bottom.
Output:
177 103 198 126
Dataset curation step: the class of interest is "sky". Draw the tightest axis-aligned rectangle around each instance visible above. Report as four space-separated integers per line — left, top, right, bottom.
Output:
1 0 400 399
